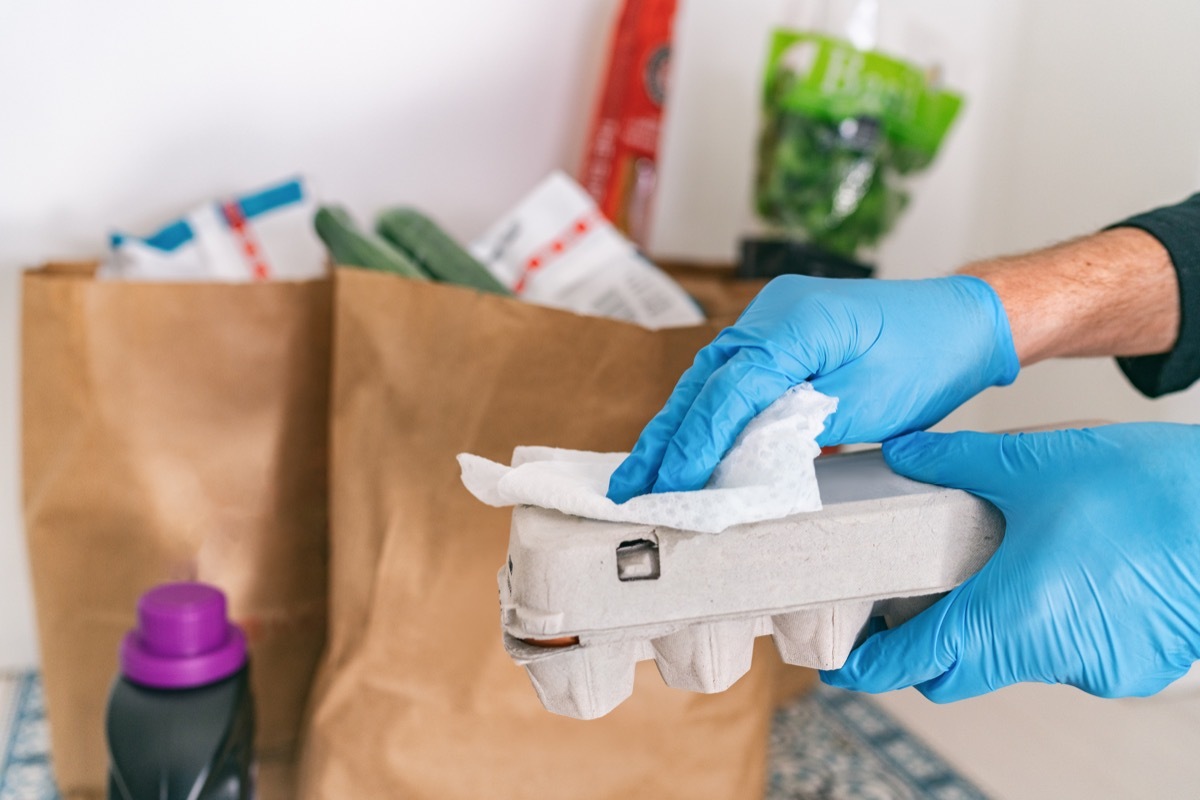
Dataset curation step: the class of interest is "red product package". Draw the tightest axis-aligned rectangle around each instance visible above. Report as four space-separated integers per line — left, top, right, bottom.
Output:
579 0 677 247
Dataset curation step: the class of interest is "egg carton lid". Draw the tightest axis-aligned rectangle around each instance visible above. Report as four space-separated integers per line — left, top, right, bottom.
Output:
498 448 1005 718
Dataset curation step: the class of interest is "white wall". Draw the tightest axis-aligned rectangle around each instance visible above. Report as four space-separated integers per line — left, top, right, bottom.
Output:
941 0 1200 434
0 0 619 669
651 0 1023 270
653 0 1200 434
2 0 1199 668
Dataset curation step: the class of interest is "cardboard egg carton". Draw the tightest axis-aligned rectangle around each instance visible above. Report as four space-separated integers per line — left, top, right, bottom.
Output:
497 448 1005 719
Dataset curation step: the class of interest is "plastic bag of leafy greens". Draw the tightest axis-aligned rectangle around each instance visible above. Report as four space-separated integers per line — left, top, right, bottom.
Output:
750 23 962 270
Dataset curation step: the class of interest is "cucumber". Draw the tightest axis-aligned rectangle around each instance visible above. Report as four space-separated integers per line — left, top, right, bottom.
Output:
376 208 511 295
314 206 429 280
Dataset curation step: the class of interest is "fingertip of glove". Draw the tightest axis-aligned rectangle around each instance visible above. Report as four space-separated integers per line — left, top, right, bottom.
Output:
817 669 844 688
883 432 951 486
882 432 928 464
605 483 634 504
605 454 651 503
915 682 957 704
814 414 841 448
606 468 646 504
816 662 873 695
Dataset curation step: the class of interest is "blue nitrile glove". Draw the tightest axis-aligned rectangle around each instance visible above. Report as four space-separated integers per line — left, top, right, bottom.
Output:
606 275 1018 502
822 424 1200 701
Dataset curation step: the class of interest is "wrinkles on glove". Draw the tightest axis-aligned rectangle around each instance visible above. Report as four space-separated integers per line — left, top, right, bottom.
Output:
608 274 1017 503
822 424 1200 702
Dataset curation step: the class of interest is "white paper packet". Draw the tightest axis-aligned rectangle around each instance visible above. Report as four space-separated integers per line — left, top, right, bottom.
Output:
470 171 704 329
102 176 326 282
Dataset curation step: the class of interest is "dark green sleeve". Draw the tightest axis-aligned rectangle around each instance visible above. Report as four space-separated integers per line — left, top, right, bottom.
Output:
1108 192 1200 397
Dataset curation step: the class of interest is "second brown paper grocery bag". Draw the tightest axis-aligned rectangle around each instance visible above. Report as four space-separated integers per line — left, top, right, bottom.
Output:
21 264 331 799
299 266 784 799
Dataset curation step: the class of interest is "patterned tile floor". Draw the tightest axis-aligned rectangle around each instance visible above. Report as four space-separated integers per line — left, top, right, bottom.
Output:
0 675 55 800
0 671 985 799
766 681 987 799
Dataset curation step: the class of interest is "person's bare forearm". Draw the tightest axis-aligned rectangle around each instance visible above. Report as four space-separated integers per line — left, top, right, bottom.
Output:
959 228 1179 366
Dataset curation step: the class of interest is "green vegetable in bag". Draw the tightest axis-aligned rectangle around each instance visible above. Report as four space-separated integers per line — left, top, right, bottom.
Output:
376 208 512 296
754 31 962 259
314 206 430 279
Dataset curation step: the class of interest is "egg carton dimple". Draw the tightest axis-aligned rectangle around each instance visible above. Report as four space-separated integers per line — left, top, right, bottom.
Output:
498 449 1005 720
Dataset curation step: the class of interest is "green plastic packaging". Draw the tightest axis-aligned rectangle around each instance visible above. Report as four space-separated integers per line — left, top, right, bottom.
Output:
754 31 963 259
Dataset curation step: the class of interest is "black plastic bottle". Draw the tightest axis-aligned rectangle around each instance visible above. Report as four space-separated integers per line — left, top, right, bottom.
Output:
106 582 255 799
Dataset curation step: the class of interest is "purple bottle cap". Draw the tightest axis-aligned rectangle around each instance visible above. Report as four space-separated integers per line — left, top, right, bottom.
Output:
120 582 247 689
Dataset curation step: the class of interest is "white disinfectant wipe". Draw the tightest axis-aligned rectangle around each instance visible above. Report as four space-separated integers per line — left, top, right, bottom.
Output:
458 383 837 533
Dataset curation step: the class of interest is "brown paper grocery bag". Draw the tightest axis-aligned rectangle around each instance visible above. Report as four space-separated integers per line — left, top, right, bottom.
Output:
300 267 787 799
21 264 331 799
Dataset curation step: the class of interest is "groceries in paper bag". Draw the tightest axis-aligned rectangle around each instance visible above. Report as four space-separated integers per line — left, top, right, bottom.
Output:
103 176 326 282
314 172 704 330
749 0 963 274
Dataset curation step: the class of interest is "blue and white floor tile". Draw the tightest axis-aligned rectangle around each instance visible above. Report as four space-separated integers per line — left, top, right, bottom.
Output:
766 683 986 800
0 674 57 800
1 672 985 799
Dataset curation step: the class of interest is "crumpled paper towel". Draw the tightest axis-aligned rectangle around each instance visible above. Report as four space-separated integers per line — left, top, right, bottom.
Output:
458 383 837 533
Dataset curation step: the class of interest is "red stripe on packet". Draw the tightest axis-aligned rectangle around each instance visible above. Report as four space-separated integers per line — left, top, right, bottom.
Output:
513 210 601 294
221 201 272 280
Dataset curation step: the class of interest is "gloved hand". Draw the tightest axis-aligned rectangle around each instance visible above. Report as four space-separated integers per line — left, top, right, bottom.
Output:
822 424 1200 701
607 275 1018 502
